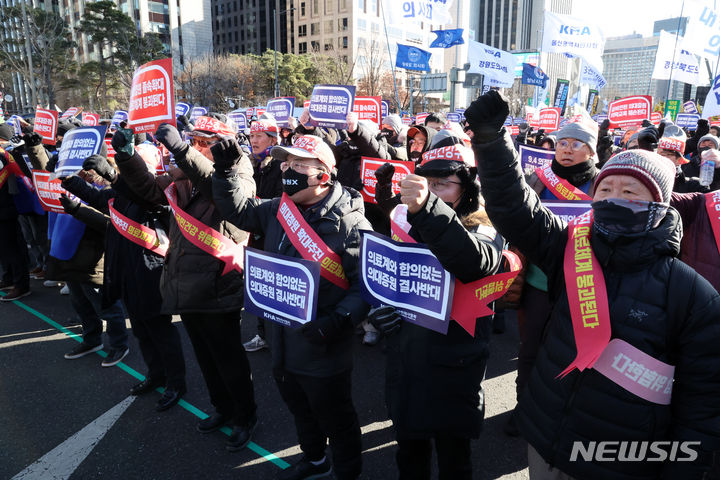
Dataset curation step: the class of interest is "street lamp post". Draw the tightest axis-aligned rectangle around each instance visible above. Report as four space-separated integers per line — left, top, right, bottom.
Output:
273 4 295 98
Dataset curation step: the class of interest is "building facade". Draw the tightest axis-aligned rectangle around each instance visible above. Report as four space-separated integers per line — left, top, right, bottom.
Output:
211 0 292 56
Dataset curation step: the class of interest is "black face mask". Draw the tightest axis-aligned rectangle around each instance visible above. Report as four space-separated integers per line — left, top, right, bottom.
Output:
281 167 310 196
409 150 422 160
698 146 712 155
592 198 668 238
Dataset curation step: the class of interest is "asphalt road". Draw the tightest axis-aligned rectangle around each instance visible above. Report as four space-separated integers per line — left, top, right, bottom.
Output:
0 277 529 480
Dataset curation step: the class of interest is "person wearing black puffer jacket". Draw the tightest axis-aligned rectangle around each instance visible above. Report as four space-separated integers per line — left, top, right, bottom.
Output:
113 118 258 453
60 143 187 412
212 135 371 480
369 139 503 480
467 90 720 480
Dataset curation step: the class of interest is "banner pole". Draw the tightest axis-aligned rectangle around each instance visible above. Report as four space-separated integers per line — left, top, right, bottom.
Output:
664 0 685 105
379 0 401 113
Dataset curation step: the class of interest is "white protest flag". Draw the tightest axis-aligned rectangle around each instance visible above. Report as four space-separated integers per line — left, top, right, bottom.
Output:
701 75 720 120
467 40 517 88
542 11 605 71
682 0 720 61
387 0 453 26
652 30 708 85
579 59 607 90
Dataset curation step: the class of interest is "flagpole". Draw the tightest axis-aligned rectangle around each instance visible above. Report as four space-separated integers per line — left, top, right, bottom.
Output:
664 0 685 105
379 0 401 113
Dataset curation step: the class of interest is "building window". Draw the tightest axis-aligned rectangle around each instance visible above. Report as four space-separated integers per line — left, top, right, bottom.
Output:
299 41 307 53
342 36 348 49
325 42 333 51
339 0 347 11
312 0 318 15
311 40 320 51
358 0 365 12
298 24 307 37
371 22 379 34
300 1 306 16
370 0 377 15
325 0 334 14
338 17 348 31
311 22 319 35
325 20 333 33
358 37 366 49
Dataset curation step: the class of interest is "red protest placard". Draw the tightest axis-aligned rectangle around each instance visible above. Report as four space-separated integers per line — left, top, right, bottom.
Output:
32 170 66 213
539 108 561 131
128 58 176 134
608 95 652 128
414 112 430 125
353 96 381 125
82 112 100 126
650 111 662 125
360 157 415 204
105 138 116 160
401 116 412 125
60 107 82 120
33 108 58 145
510 125 519 135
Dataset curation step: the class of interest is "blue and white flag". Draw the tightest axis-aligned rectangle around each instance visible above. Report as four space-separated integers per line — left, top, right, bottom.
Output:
467 40 517 88
652 30 707 86
389 0 453 26
702 75 720 120
682 1 720 61
430 29 464 48
396 44 432 72
580 60 607 90
521 63 549 88
542 11 605 71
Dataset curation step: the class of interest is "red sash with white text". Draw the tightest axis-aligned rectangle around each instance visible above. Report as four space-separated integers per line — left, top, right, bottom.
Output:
276 193 350 290
705 191 720 256
164 183 245 275
390 205 522 336
536 165 592 201
108 198 168 257
0 148 25 190
560 209 611 377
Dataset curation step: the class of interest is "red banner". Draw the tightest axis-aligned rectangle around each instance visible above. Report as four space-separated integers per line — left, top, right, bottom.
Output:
60 107 82 120
560 210 611 377
128 58 176 134
414 112 429 125
32 170 67 213
353 96 381 125
277 193 349 290
82 112 100 126
360 157 415 204
105 138 116 160
536 165 592 201
706 191 720 256
108 199 168 256
34 108 59 145
539 107 561 131
0 149 23 190
164 183 245 275
608 95 652 128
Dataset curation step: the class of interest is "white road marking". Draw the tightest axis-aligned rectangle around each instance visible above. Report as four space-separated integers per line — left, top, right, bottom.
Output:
11 396 136 480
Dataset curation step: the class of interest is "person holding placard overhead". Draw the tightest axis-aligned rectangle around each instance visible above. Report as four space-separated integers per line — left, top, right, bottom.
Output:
369 135 505 480
211 134 371 480
466 90 720 480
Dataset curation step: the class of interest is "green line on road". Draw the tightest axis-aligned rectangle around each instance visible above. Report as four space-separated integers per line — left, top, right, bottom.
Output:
1 292 290 470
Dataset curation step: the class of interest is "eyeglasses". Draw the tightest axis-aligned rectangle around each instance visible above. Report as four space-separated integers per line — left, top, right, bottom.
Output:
428 179 463 190
192 137 217 148
557 139 586 151
280 160 327 175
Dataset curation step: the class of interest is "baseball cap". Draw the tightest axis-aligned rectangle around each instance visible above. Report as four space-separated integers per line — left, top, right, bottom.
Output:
271 135 336 171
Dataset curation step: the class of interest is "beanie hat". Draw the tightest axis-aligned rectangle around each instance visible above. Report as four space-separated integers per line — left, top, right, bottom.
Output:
697 134 720 150
381 114 403 134
556 119 599 154
593 150 676 204
0 122 13 141
657 124 687 159
429 129 465 150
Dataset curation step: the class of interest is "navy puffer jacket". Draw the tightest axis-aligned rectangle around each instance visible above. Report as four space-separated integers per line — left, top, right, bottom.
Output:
474 130 720 480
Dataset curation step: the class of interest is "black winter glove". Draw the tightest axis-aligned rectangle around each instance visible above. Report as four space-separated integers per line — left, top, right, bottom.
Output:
641 119 653 128
637 126 659 152
374 162 395 186
211 138 243 172
464 90 510 143
600 119 611 132
696 119 710 138
301 311 350 345
368 306 402 336
22 132 43 148
60 175 87 196
59 193 80 215
83 154 116 183
155 123 189 158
